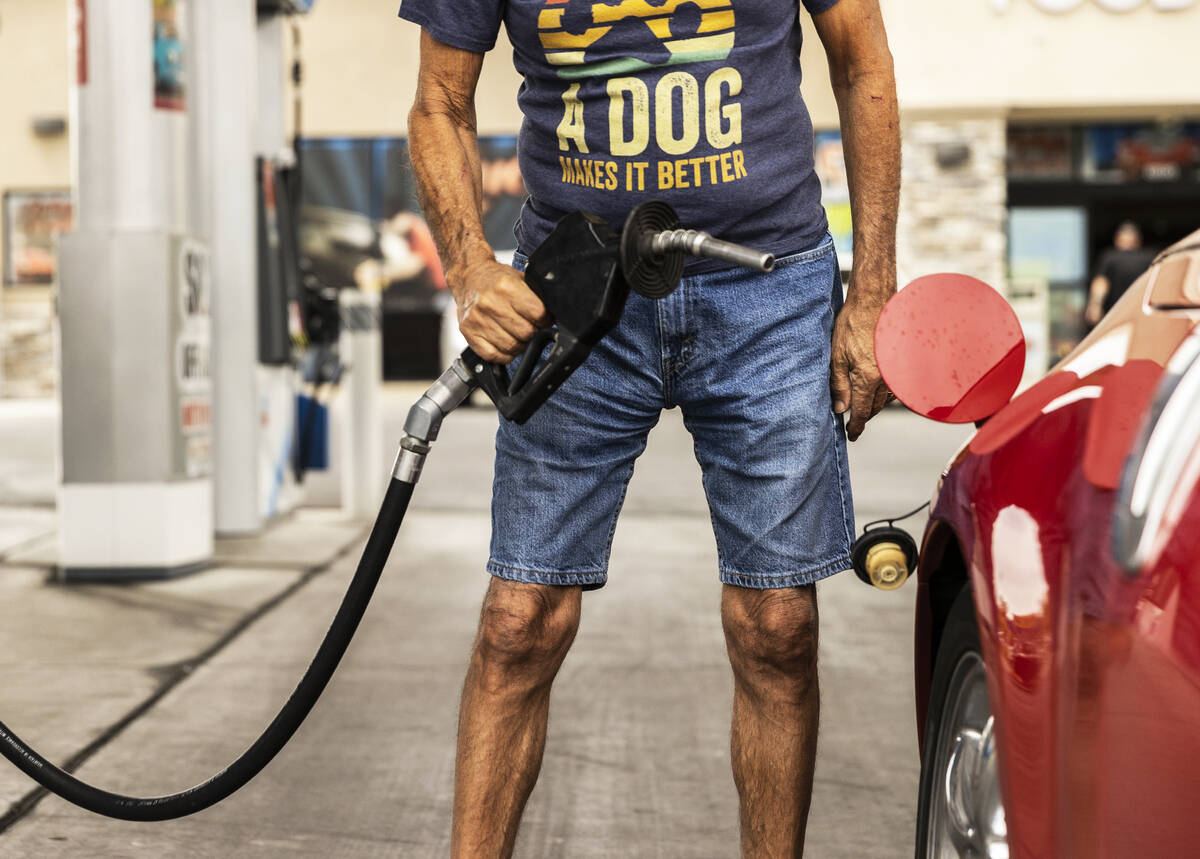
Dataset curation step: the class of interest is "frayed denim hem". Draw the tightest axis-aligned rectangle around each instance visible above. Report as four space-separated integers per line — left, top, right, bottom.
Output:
487 561 608 591
718 556 851 590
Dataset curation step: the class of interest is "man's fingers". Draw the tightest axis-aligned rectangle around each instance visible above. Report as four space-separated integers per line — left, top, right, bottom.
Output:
830 355 852 415
493 311 538 344
846 373 877 441
453 263 551 365
467 317 522 358
474 281 542 341
467 336 519 365
502 275 550 327
870 383 890 418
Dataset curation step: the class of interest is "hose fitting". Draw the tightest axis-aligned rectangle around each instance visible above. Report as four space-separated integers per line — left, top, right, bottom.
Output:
394 359 478 486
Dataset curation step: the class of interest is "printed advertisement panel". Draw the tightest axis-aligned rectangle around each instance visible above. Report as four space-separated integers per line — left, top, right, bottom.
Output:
171 237 212 478
3 191 73 286
153 0 186 110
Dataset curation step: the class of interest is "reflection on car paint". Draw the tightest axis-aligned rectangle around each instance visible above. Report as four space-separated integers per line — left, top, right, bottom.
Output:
915 228 1200 857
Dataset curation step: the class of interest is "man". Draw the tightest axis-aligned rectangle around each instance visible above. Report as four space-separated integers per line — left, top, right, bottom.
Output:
400 1 899 855
1085 221 1156 326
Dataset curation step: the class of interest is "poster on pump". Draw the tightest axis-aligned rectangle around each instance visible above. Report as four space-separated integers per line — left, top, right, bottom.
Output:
153 0 186 110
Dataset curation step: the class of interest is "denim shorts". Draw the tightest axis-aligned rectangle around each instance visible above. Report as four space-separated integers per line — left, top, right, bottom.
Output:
488 234 854 590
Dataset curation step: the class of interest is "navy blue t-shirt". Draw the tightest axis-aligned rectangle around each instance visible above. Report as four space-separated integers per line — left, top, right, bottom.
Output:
399 0 840 271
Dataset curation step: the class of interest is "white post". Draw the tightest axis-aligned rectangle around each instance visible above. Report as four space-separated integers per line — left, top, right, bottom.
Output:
58 0 213 579
340 291 384 518
191 0 262 536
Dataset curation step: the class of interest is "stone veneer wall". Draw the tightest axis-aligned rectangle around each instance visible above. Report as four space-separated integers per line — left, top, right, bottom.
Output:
897 116 1008 295
1 296 56 398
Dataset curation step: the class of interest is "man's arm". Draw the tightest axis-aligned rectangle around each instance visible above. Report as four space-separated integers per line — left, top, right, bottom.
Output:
408 31 547 364
1085 275 1110 325
812 0 900 441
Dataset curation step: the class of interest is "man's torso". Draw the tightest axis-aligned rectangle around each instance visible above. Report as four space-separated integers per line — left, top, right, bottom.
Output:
400 1 837 270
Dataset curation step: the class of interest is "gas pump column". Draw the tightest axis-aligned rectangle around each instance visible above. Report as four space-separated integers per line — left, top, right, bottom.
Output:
58 0 213 579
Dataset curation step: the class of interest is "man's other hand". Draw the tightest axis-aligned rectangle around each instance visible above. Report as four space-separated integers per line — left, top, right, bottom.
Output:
450 259 550 364
830 287 892 442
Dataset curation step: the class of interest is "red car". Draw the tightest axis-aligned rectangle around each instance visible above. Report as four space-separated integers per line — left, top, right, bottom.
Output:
906 231 1200 857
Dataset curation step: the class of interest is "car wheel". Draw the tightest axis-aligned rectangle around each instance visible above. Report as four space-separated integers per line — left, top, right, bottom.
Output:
915 587 1008 859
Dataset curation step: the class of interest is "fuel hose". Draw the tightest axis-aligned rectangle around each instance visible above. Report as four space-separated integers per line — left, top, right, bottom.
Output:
0 478 413 821
0 360 476 821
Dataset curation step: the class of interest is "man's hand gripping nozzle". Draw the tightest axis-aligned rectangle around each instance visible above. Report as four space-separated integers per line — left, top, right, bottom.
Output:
395 200 773 487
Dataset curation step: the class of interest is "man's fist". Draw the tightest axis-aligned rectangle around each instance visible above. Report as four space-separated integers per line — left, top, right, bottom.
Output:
450 259 550 364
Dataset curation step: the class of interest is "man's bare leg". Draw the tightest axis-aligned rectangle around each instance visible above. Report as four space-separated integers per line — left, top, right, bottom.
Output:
721 584 820 858
451 578 582 859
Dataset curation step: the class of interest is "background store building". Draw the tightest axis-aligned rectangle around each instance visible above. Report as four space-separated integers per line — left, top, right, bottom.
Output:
1 0 1197 392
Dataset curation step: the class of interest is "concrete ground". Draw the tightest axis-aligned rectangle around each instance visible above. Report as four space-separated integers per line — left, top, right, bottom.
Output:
0 389 968 857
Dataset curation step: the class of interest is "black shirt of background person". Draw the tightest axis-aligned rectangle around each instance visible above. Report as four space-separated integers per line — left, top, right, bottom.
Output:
1094 247 1157 313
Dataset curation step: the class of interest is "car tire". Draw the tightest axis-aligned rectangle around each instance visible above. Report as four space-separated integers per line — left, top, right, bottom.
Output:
914 586 1006 858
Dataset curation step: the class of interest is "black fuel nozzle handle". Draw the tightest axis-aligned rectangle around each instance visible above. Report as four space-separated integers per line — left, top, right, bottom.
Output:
460 329 590 425
462 202 775 423
459 211 625 424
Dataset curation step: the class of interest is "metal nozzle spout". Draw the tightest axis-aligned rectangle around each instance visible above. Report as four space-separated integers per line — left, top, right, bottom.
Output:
650 229 775 273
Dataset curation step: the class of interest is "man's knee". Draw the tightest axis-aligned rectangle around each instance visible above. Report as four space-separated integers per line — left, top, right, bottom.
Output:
476 580 581 681
722 585 819 684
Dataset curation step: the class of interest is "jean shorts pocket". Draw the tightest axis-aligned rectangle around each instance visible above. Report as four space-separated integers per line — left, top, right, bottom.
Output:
771 233 836 269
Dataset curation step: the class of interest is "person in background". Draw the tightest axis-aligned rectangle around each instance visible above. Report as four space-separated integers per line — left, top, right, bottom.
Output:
1085 221 1156 326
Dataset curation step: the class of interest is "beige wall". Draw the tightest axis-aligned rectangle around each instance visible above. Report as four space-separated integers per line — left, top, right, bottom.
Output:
0 0 72 291
297 3 841 137
300 1 1200 137
882 0 1200 114
296 4 525 137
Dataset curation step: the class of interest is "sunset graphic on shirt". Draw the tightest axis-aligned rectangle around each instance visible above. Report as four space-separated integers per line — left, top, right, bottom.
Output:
538 0 736 79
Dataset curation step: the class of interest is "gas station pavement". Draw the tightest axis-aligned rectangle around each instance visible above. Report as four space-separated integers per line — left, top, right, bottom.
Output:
0 388 969 857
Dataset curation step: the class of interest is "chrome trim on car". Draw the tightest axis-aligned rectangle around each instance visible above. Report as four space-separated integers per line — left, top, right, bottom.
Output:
1113 333 1200 573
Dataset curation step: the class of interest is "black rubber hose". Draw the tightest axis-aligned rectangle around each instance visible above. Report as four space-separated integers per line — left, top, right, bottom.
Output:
0 477 415 821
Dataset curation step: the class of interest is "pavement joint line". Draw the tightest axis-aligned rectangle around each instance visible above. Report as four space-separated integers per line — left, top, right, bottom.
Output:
0 520 373 836
0 530 56 566
207 558 356 571
0 561 56 575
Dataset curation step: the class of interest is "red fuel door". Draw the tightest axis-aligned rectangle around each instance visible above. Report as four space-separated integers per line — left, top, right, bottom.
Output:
875 273 1025 423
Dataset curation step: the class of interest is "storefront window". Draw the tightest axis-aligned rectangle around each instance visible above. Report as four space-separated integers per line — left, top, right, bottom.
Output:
2 190 73 286
1008 207 1088 366
1083 122 1200 183
1007 126 1075 181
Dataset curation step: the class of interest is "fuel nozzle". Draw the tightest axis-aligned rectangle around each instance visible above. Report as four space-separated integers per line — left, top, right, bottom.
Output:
650 229 776 274
621 200 776 299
